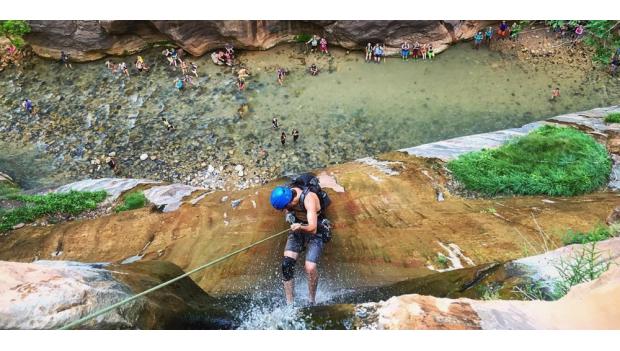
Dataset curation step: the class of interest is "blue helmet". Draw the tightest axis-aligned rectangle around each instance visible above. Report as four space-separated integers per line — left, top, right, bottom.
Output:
270 186 293 210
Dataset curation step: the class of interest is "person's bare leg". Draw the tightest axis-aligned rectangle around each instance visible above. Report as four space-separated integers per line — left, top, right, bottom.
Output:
283 250 298 304
305 261 319 304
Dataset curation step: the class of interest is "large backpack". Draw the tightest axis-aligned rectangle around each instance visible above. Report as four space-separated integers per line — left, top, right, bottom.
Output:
289 173 331 216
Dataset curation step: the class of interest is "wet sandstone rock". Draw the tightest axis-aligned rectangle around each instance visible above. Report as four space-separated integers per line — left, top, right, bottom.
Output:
24 20 492 61
0 260 234 329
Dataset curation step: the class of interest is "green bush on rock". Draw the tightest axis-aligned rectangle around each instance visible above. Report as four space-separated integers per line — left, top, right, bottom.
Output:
0 190 107 232
447 125 612 197
115 191 147 213
604 112 620 123
0 20 31 48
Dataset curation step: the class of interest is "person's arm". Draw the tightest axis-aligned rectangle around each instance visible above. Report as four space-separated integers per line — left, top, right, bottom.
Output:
290 193 319 234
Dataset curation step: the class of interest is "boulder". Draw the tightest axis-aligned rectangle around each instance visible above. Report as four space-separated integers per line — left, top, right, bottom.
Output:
0 260 234 329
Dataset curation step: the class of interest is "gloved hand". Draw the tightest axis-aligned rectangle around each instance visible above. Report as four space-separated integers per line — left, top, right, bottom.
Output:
285 212 296 224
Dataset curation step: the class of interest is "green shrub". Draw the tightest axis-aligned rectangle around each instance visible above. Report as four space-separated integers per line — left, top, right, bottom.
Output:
435 253 449 268
115 191 147 213
562 224 615 245
447 125 612 197
0 190 107 232
0 20 31 48
293 34 312 43
604 112 620 123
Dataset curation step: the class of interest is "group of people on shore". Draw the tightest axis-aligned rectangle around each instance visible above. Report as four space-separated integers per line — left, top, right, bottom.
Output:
398 42 435 61
473 22 521 50
306 35 329 55
161 47 200 91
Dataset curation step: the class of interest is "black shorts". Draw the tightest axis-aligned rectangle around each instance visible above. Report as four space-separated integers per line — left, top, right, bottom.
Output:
284 231 325 263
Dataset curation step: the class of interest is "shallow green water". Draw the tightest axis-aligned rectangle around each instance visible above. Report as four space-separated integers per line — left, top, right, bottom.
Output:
1 42 618 189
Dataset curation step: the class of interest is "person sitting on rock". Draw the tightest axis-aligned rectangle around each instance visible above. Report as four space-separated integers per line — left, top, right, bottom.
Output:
309 63 319 76
574 25 585 43
421 43 428 60
401 42 410 61
373 44 384 63
319 37 329 55
224 51 233 66
225 43 234 59
498 21 509 40
427 43 435 60
412 41 421 59
60 51 72 69
307 35 320 53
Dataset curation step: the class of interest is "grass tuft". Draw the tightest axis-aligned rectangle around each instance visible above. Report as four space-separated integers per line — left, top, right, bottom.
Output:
0 190 107 232
115 191 147 213
447 125 612 197
604 112 620 124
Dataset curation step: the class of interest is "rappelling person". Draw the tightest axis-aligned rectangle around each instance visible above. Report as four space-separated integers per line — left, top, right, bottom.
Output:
270 173 332 305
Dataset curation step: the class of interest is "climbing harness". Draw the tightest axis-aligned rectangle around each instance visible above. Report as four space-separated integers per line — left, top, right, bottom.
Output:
58 228 290 330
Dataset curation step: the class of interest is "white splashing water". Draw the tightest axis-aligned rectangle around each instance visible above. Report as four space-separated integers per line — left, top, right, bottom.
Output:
235 278 354 330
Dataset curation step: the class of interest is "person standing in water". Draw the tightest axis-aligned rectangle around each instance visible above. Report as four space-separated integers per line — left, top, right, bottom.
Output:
280 131 287 146
190 62 198 77
269 173 333 305
272 117 279 129
551 87 561 101
292 129 300 143
474 32 484 49
22 98 33 114
485 26 494 46
277 68 286 86
365 43 373 62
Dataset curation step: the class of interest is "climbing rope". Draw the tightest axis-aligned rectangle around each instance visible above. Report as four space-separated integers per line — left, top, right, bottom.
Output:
58 228 290 330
